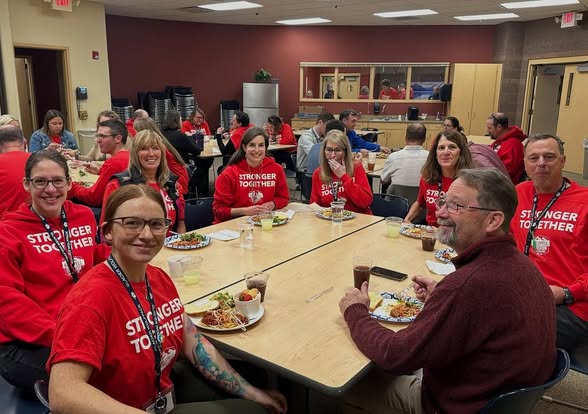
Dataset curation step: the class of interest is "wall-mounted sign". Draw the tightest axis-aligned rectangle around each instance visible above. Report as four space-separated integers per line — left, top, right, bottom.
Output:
52 0 73 12
561 11 578 28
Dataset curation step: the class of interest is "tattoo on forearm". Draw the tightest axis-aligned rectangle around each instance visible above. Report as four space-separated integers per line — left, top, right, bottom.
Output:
192 332 248 397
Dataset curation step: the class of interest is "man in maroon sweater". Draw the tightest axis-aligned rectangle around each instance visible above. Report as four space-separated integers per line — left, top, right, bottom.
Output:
340 168 556 414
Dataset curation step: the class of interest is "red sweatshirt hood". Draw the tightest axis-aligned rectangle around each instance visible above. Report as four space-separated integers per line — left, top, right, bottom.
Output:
494 126 527 145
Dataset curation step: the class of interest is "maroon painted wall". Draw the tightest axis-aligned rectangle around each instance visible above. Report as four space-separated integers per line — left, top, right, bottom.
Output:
106 15 495 127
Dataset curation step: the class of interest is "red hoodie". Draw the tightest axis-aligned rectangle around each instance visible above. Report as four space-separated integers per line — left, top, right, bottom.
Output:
230 125 253 150
125 118 136 137
180 119 211 136
490 126 526 183
213 157 289 222
276 124 297 153
310 164 373 214
0 201 109 347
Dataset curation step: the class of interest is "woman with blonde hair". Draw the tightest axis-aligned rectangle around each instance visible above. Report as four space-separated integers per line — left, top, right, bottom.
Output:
0 114 20 127
101 129 186 234
310 129 373 214
404 130 475 226
133 116 189 193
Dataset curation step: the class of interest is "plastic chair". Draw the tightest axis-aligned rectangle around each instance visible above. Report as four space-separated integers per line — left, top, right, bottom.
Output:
33 380 50 413
370 193 409 218
480 348 570 414
184 198 214 231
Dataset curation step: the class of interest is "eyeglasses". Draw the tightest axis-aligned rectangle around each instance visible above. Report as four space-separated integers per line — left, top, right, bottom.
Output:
325 148 344 154
109 216 171 234
95 133 114 139
436 197 495 214
27 177 69 189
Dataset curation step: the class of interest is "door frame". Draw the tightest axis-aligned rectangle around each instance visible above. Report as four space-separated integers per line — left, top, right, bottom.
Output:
14 56 38 137
13 43 73 135
522 55 588 133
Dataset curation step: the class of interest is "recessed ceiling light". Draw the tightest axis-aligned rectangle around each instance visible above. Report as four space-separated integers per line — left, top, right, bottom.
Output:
198 1 262 11
455 13 520 21
276 17 331 25
374 9 438 18
501 0 579 9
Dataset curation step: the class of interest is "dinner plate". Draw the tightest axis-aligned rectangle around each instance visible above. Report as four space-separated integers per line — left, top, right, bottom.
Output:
315 208 355 221
370 292 423 323
164 234 211 250
435 247 457 263
399 224 428 239
191 305 265 332
248 214 289 226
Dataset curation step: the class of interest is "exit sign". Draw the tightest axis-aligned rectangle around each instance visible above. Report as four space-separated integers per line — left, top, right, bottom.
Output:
51 0 73 12
561 11 577 28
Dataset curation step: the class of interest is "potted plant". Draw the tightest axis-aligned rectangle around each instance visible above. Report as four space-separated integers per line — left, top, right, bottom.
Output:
254 68 272 82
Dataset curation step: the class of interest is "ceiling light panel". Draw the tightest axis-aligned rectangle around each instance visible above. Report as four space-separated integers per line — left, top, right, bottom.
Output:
198 1 263 11
276 17 331 25
455 13 520 21
374 9 439 18
501 0 579 9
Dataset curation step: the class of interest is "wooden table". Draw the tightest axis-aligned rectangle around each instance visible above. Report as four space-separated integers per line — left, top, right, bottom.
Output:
68 161 100 185
150 209 383 304
267 144 296 152
200 222 445 395
293 130 384 138
197 139 296 158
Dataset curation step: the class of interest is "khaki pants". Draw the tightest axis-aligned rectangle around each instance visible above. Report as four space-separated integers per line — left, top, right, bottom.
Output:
343 369 424 414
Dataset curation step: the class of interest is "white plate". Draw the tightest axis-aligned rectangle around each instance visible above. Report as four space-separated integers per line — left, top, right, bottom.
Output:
435 247 457 263
164 234 212 250
315 208 355 221
191 305 265 332
399 224 428 239
370 292 423 323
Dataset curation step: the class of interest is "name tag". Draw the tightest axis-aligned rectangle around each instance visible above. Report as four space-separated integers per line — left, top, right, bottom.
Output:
143 385 175 414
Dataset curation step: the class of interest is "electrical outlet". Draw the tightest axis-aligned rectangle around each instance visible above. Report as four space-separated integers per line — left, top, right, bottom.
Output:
79 110 88 120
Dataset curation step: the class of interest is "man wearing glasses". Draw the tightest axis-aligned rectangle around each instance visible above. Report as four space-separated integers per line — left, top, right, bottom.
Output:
69 119 129 207
511 134 588 355
486 112 526 183
340 168 555 414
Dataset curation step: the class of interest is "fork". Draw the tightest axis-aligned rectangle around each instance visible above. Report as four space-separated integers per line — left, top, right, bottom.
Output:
397 283 414 301
230 312 247 332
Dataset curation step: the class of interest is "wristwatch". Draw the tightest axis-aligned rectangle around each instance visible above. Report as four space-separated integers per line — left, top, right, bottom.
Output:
562 287 574 305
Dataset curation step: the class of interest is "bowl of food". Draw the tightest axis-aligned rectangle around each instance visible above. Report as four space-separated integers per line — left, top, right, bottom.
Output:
233 288 261 318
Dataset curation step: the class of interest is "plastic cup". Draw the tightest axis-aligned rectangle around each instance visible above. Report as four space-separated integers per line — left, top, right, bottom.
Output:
259 212 274 231
239 219 254 248
167 255 191 279
352 256 372 289
386 216 403 238
245 272 269 302
330 200 345 224
182 256 203 286
421 228 437 251
367 152 377 172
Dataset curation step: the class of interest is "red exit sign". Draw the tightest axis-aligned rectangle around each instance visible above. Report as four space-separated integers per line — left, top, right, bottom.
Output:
51 0 73 12
561 11 577 28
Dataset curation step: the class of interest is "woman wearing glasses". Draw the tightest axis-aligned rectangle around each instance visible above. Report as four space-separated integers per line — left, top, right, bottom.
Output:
48 185 287 414
181 108 212 136
404 130 474 226
213 127 289 223
101 130 186 234
0 150 108 393
310 130 373 214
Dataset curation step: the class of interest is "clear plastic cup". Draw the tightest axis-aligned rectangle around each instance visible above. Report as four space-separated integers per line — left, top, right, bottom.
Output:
245 272 269 302
367 152 377 172
239 219 254 248
259 212 274 231
182 256 203 286
330 201 345 224
352 256 372 289
386 217 403 238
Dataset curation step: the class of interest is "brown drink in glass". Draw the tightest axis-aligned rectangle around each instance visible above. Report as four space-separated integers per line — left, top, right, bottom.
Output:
352 256 373 289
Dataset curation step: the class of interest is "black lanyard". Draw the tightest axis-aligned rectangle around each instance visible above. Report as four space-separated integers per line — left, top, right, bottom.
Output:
331 179 340 202
30 206 78 282
107 255 164 401
524 180 568 255
437 178 443 198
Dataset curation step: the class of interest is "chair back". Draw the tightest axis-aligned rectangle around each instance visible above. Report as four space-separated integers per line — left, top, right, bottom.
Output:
370 193 409 218
360 127 379 143
34 379 50 410
479 348 570 414
387 184 419 205
570 344 588 375
184 198 214 231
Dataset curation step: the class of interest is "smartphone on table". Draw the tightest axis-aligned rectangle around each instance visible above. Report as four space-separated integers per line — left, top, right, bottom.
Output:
371 266 408 281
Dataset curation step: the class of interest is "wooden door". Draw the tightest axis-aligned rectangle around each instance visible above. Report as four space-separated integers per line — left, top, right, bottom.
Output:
555 64 588 174
448 64 476 134
14 56 37 138
469 64 502 136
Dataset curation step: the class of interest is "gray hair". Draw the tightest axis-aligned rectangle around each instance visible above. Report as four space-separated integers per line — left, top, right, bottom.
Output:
525 133 565 156
0 125 25 145
457 168 517 232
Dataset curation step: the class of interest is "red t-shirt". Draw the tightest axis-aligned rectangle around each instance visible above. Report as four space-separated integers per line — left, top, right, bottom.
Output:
51 135 62 144
0 151 31 219
416 176 455 227
48 264 185 409
310 165 373 214
180 120 211 136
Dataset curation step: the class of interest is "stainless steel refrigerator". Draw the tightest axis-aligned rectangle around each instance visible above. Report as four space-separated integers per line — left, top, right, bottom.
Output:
243 82 279 128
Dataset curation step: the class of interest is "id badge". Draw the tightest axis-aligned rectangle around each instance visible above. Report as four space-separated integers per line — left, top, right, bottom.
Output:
143 385 176 414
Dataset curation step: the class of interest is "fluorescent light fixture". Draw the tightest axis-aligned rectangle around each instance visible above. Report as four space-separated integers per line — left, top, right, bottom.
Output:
198 1 262 11
501 0 579 9
276 17 331 25
455 13 520 21
374 9 438 18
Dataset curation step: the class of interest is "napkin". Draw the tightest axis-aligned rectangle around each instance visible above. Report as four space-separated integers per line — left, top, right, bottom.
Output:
425 260 456 276
281 209 296 220
208 230 240 241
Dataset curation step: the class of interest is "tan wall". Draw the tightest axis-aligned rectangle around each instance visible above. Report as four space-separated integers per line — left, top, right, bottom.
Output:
1 0 111 135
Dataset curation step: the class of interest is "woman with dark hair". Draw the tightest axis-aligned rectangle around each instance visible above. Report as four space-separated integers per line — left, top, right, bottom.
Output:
181 108 211 136
443 116 465 135
213 127 289 222
163 110 213 197
265 115 297 172
101 130 186 234
0 150 107 393
404 130 475 226
48 184 287 414
216 111 252 160
29 109 78 153
310 130 373 214
134 117 189 193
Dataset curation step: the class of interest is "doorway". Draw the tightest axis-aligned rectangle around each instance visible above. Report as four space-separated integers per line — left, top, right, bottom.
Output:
14 47 70 139
526 64 564 137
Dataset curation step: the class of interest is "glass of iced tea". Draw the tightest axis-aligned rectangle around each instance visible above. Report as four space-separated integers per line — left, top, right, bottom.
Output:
245 272 269 302
352 256 372 289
